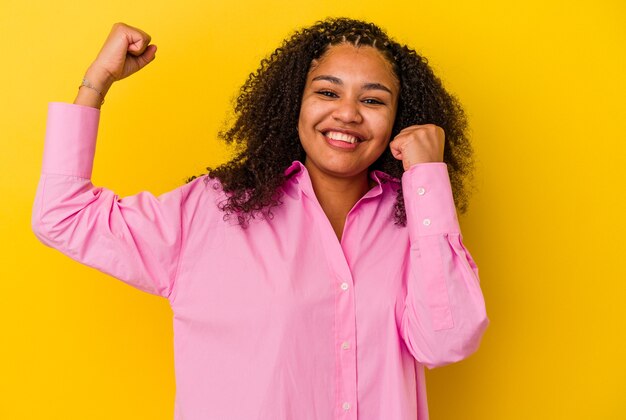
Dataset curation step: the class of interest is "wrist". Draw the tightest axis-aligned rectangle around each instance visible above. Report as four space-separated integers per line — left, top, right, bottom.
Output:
74 66 116 109
84 65 115 96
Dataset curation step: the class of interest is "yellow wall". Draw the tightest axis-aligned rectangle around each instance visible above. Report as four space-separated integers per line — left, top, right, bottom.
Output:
2 0 625 418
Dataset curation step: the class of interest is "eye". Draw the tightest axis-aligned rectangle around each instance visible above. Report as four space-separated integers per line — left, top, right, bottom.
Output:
362 98 385 105
316 90 338 98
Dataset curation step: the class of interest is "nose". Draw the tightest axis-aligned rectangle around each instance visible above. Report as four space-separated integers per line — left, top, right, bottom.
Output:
332 97 363 124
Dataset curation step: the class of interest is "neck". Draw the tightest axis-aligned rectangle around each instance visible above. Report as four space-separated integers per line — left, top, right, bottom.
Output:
305 162 372 241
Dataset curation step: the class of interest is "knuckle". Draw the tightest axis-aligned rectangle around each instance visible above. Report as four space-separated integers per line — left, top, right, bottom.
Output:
391 133 404 142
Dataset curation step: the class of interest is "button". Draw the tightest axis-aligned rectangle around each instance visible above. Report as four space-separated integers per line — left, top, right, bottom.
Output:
340 282 349 291
417 187 426 195
423 218 431 226
341 341 350 350
342 402 351 410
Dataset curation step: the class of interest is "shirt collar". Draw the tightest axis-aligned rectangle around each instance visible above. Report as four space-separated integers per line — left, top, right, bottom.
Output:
282 160 399 200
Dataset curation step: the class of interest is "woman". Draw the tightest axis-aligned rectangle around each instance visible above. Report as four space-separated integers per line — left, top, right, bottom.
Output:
33 18 488 420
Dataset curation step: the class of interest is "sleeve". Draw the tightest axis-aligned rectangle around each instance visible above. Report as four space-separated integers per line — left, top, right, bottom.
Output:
399 162 489 369
31 102 191 298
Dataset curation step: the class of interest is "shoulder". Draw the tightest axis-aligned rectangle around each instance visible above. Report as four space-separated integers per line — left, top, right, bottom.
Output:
179 175 229 218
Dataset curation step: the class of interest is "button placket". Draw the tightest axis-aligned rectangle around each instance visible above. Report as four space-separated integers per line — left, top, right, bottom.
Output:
310 196 358 419
336 275 357 419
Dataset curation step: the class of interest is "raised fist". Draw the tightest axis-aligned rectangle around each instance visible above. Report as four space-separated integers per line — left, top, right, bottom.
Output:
83 23 157 97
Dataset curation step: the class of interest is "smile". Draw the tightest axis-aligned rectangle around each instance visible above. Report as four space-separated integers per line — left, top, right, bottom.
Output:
323 130 364 144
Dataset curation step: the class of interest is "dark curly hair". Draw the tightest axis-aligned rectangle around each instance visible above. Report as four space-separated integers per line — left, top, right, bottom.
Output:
189 17 473 226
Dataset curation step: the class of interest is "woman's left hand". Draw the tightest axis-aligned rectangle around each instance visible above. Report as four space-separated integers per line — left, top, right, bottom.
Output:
389 124 445 171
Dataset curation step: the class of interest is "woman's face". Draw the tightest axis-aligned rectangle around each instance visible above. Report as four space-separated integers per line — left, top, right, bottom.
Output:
298 43 399 181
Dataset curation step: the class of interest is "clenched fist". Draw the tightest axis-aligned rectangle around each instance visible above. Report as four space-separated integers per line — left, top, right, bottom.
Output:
76 23 156 108
389 124 445 170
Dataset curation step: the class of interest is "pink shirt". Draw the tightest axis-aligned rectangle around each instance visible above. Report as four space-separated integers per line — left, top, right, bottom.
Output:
32 102 489 420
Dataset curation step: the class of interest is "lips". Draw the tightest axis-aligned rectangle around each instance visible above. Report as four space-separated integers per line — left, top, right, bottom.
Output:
322 130 365 144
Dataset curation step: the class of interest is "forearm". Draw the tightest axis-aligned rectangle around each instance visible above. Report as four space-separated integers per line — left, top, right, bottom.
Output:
400 163 489 368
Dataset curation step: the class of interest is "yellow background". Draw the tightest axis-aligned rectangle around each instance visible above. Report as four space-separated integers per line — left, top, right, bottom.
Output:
1 0 625 418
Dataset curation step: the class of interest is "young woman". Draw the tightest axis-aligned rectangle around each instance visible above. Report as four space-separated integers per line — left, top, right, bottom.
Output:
33 18 488 420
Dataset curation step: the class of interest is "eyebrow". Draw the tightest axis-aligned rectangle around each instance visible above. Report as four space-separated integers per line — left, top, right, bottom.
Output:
311 75 394 95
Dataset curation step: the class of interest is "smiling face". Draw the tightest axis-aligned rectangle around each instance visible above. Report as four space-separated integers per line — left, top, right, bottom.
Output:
297 43 400 182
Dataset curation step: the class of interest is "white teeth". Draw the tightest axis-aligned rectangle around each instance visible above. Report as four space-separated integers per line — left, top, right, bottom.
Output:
326 131 358 144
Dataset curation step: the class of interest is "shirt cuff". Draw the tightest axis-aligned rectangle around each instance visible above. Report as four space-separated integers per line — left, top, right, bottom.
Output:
42 102 100 178
401 162 460 237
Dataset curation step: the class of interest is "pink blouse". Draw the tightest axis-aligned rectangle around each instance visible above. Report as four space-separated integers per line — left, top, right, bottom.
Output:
32 102 489 420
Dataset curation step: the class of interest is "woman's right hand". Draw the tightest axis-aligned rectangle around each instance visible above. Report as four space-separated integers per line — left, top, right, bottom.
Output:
75 23 157 108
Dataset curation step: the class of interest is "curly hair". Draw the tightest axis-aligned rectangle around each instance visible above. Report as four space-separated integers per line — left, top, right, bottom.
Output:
189 17 473 226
